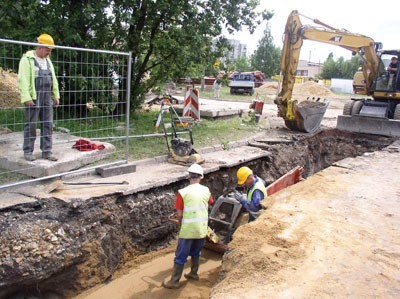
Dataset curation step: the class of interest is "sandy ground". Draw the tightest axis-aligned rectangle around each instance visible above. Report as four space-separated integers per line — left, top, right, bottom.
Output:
74 246 221 299
211 146 400 298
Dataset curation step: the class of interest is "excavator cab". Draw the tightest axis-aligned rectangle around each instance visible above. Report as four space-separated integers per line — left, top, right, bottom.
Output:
374 52 400 92
337 50 400 136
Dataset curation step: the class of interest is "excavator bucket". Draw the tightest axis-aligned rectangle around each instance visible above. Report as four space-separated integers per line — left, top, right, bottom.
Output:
337 115 400 137
285 100 329 133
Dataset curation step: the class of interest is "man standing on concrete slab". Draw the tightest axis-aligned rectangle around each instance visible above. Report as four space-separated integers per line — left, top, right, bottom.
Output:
18 33 60 162
163 163 214 289
234 166 267 222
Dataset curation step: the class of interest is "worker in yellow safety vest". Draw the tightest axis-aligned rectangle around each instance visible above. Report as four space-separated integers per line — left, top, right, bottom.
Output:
162 163 214 289
234 166 267 221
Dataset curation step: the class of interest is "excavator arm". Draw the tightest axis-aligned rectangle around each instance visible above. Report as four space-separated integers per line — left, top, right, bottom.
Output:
276 10 380 132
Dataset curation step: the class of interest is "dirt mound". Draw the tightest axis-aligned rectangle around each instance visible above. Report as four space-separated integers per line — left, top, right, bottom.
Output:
294 81 335 97
258 82 279 93
0 69 21 109
258 81 335 98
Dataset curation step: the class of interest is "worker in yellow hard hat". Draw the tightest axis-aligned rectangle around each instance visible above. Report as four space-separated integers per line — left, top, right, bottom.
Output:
18 33 60 162
234 166 267 222
163 164 214 289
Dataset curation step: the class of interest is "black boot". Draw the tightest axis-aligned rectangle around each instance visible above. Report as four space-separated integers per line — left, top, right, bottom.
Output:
184 256 200 280
162 263 184 289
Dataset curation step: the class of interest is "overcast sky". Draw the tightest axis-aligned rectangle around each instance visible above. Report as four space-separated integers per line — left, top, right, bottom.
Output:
231 0 400 63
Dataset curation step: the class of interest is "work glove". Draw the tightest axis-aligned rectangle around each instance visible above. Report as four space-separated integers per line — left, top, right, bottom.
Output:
233 191 245 204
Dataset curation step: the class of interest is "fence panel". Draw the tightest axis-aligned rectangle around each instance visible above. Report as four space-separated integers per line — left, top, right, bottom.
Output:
0 38 131 190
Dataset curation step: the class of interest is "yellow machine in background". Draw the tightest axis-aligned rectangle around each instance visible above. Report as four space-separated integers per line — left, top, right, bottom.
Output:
277 10 400 136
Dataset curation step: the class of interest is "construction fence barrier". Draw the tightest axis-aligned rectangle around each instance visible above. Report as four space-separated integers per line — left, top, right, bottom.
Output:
0 38 132 190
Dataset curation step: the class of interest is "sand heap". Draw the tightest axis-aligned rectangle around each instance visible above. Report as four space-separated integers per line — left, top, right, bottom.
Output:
0 69 21 109
258 81 335 97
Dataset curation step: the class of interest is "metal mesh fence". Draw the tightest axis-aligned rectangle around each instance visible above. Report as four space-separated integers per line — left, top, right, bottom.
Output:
0 38 131 189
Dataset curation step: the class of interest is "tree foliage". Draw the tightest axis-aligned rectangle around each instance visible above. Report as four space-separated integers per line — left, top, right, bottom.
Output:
0 0 270 112
320 53 361 79
227 56 252 72
250 23 281 77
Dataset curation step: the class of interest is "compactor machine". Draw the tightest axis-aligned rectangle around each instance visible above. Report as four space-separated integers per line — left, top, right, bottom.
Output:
277 10 400 136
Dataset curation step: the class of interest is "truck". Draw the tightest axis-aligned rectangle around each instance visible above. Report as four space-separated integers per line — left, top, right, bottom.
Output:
229 73 255 95
276 10 400 136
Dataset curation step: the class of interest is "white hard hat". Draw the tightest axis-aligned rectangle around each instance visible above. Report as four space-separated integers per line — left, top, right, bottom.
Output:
188 163 204 178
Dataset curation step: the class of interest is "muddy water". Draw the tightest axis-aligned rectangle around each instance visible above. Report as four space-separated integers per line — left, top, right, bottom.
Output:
73 247 221 299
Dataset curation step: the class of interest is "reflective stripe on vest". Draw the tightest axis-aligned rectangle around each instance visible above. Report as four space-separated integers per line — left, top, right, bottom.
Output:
178 183 210 239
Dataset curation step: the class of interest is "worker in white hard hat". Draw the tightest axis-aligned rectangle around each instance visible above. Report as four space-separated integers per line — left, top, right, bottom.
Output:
163 163 214 289
18 33 60 162
234 166 267 222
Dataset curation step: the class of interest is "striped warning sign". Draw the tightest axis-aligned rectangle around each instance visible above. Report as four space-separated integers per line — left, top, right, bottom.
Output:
182 86 200 120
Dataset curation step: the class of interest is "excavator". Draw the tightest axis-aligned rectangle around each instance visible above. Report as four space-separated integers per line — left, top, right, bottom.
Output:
276 10 400 136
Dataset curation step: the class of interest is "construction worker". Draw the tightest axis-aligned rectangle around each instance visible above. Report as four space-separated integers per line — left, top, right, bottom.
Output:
18 33 60 161
234 166 267 222
163 163 214 289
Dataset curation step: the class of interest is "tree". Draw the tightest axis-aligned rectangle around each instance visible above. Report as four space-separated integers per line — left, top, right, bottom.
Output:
320 53 361 79
250 23 281 77
0 0 271 112
108 0 270 110
227 56 252 72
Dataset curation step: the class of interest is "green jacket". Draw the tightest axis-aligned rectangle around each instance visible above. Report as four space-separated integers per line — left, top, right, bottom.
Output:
18 50 60 103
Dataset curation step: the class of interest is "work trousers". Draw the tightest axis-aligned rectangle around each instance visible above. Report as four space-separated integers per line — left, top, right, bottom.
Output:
23 61 53 154
174 238 205 265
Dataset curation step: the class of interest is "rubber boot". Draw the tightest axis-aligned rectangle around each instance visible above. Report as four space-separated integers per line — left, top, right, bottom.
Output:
184 256 200 280
162 263 184 289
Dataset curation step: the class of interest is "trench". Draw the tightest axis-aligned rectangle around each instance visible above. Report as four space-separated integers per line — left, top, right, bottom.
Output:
0 129 395 299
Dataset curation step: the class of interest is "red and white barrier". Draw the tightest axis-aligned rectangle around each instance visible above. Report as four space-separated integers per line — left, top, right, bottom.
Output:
182 86 200 120
190 88 200 120
183 85 192 117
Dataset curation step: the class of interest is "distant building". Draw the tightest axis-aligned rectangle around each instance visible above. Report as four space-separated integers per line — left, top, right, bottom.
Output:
296 60 323 78
227 39 247 60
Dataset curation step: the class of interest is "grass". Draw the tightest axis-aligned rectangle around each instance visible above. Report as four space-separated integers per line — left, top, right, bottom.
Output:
127 109 263 160
0 98 264 164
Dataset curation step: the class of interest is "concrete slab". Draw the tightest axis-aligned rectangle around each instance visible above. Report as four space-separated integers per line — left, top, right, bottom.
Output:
96 163 136 178
171 96 245 119
0 192 37 211
0 132 116 178
201 145 271 168
31 145 268 202
173 106 243 119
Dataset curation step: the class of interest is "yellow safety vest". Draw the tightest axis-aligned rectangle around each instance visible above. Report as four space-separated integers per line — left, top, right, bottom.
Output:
246 179 267 219
247 179 267 202
178 183 211 239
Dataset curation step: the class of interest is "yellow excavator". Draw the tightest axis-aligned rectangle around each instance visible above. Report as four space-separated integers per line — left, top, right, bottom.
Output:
276 10 400 136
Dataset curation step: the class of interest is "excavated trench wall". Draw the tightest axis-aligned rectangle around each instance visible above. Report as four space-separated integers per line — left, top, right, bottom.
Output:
0 129 395 298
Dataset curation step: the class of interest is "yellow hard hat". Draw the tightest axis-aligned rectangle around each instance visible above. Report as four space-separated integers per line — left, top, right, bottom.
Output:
236 166 253 185
37 34 55 49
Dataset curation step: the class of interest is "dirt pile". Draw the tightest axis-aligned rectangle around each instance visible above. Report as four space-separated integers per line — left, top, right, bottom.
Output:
210 142 400 298
295 81 335 97
258 81 335 97
0 69 21 109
